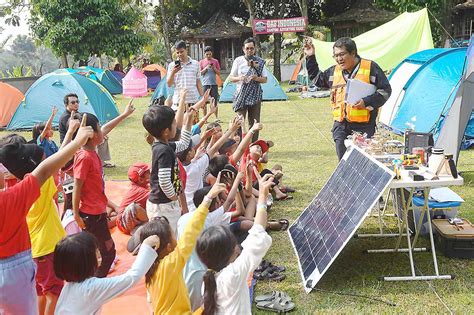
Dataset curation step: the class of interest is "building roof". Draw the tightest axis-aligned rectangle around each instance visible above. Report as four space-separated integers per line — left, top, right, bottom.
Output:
325 0 397 24
454 0 474 11
182 10 252 40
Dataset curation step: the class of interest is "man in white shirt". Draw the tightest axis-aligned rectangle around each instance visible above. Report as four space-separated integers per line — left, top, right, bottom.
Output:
167 40 203 112
228 37 268 142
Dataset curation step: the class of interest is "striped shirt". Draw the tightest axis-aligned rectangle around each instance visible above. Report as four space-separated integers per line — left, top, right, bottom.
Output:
149 129 192 204
168 58 201 105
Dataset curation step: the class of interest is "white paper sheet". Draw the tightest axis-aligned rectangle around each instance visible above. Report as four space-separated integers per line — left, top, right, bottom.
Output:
345 79 376 104
429 187 464 203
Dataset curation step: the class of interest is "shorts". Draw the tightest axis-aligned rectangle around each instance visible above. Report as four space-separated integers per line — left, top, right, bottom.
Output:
117 203 147 235
34 252 63 296
203 85 219 100
146 199 181 234
0 250 38 315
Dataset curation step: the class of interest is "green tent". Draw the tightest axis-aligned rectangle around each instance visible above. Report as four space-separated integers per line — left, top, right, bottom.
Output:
311 8 433 71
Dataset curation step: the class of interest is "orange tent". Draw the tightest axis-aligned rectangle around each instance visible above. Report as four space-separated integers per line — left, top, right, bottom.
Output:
142 64 167 76
289 62 302 84
0 82 24 127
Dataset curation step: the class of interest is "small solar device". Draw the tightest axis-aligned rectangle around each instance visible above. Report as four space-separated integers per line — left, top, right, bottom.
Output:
404 130 433 154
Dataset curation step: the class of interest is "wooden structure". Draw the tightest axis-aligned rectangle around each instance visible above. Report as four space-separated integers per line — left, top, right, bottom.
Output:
325 0 396 40
182 10 253 71
453 0 474 41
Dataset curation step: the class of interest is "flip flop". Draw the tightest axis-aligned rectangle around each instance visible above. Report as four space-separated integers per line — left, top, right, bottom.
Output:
281 186 296 193
275 194 293 201
255 260 271 273
256 294 295 313
268 219 290 231
255 290 291 303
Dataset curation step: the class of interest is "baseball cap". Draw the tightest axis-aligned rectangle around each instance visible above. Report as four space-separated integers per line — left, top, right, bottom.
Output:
0 142 44 179
250 139 269 154
128 162 150 183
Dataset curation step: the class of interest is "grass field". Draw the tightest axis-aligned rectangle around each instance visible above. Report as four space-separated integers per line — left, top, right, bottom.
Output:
3 89 474 314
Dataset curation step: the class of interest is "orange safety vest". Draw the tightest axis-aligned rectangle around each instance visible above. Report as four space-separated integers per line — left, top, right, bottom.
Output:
330 59 372 123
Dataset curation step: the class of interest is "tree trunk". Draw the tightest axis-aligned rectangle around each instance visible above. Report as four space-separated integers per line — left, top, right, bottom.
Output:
61 53 68 68
272 0 284 81
243 0 261 53
159 0 172 61
296 0 310 35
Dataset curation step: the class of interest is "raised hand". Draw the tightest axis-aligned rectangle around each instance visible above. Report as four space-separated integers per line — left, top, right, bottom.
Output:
206 172 227 199
75 114 94 145
124 99 136 116
250 119 263 132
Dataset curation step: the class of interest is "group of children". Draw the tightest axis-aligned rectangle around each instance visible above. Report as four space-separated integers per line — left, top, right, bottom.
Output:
0 88 293 315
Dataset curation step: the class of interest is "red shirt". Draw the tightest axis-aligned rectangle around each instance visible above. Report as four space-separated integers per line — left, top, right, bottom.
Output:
0 174 40 258
199 58 221 71
73 149 108 215
118 182 150 213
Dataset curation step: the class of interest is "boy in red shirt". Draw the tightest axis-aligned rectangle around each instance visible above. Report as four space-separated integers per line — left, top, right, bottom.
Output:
0 116 93 315
72 112 116 278
116 163 150 235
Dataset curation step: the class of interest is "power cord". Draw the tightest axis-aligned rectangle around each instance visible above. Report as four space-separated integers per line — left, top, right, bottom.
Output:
313 288 397 307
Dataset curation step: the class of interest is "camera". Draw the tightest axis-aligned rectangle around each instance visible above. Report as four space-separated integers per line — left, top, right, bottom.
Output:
174 59 181 67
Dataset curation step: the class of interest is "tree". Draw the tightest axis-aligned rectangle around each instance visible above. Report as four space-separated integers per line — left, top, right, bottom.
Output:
29 0 149 67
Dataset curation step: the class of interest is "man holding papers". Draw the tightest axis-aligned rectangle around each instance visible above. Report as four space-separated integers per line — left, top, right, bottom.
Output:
304 37 391 160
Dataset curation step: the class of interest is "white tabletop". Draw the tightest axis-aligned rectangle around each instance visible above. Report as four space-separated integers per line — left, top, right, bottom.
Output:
389 169 463 189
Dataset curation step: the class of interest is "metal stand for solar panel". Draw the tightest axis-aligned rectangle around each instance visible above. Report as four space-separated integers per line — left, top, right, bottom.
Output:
367 171 463 281
355 189 407 238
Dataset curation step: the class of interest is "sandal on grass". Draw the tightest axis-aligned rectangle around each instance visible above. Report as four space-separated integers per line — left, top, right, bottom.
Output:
253 268 285 281
275 194 293 201
268 219 290 231
256 293 295 313
281 186 296 193
255 290 290 303
255 260 271 273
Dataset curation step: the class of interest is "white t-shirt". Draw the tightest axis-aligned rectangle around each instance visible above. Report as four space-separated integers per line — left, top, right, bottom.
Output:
214 224 272 315
183 154 209 210
167 57 201 104
55 244 157 315
177 207 232 311
230 55 268 93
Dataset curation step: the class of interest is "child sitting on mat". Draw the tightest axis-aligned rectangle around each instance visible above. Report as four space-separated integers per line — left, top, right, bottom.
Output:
196 170 273 315
138 176 226 314
116 163 151 235
53 232 159 315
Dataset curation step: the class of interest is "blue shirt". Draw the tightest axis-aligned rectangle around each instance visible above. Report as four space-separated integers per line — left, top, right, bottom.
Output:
37 137 59 157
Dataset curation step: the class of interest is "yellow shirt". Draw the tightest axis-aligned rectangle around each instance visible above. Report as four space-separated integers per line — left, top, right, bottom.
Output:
26 176 66 258
148 203 209 315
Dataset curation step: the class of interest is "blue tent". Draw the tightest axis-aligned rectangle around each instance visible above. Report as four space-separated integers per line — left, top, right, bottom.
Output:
111 71 125 84
379 48 467 137
151 79 174 103
219 67 288 103
7 70 119 130
76 66 123 95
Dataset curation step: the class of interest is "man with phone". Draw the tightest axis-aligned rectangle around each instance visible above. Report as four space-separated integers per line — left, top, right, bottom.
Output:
303 37 391 160
228 37 267 142
199 46 221 117
167 40 203 118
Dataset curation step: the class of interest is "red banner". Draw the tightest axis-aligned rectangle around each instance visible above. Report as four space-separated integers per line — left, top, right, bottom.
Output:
253 17 307 35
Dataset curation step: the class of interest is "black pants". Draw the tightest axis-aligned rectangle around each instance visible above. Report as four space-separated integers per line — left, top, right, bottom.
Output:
80 212 116 278
332 120 376 160
203 85 219 100
237 102 261 142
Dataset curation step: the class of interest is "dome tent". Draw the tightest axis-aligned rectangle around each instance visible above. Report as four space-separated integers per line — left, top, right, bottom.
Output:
0 82 24 127
76 66 123 95
219 66 288 103
7 70 119 130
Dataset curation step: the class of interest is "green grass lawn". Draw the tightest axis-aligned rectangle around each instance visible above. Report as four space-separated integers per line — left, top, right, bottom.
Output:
3 89 474 313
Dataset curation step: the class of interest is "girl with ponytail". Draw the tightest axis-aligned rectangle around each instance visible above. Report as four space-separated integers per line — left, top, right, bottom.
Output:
139 173 227 315
197 170 274 315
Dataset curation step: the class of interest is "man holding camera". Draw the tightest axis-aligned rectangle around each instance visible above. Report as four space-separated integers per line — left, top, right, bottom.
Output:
304 37 391 160
228 37 268 142
167 40 203 114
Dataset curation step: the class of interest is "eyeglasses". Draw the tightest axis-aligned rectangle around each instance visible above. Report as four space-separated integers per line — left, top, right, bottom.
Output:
333 51 348 59
69 100 80 104
245 47 255 51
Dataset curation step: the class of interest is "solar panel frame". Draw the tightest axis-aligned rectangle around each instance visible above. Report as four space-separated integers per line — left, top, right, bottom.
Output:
288 146 395 293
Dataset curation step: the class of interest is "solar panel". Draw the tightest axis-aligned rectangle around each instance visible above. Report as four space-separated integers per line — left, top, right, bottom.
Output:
288 146 394 292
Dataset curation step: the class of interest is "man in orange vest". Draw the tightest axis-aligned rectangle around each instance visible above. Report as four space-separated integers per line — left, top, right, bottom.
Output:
304 37 391 160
